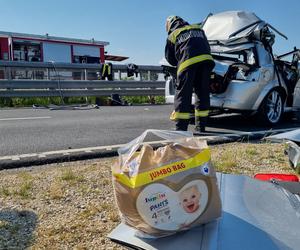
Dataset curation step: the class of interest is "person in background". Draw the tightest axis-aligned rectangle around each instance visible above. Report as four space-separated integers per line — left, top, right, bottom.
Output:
165 16 215 132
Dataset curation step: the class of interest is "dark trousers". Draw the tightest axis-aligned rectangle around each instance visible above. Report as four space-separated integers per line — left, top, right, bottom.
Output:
174 61 214 130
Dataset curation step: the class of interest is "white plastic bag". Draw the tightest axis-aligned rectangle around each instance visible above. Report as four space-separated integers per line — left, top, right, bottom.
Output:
112 130 221 238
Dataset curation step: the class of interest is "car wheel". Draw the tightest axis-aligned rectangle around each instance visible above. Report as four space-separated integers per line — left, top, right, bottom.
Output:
258 89 284 125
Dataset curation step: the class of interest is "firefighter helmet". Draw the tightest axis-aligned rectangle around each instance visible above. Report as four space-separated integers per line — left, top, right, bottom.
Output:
166 15 182 33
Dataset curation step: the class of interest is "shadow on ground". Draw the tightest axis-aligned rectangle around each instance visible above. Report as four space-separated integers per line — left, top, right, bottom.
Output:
207 113 300 133
0 209 37 249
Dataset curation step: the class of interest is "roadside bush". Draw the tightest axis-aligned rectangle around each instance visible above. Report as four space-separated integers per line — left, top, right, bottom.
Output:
0 96 165 107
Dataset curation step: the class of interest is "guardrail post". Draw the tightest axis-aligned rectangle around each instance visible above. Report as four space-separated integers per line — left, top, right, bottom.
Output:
84 69 88 80
46 68 50 80
118 70 121 80
148 70 151 81
5 67 12 80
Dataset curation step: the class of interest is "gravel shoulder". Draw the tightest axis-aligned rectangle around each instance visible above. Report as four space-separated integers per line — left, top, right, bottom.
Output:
0 141 296 249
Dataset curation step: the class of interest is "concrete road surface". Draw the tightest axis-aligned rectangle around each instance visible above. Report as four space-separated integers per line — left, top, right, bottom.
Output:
0 105 299 157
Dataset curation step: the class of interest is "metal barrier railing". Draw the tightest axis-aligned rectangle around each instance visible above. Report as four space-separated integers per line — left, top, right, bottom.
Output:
0 61 165 97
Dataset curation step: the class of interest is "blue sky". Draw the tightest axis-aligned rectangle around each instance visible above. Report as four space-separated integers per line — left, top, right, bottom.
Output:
1 0 299 64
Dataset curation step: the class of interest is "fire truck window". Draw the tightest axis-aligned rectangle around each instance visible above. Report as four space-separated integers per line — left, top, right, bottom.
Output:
13 41 41 62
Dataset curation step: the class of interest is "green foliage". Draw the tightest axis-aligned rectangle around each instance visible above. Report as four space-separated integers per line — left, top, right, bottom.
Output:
0 95 165 107
0 97 100 107
60 168 77 181
0 98 14 107
17 182 33 199
296 165 300 175
122 96 165 104
60 168 85 184
140 72 159 81
0 187 10 197
212 151 239 174
154 96 166 104
14 172 34 199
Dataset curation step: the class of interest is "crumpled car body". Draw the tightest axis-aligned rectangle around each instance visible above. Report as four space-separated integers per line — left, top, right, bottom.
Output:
164 11 300 125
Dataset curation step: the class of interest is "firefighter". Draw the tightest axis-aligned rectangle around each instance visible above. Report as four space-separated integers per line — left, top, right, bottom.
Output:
101 63 113 80
165 15 215 132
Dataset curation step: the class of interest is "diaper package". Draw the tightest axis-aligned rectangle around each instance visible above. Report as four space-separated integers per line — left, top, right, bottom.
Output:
112 130 222 238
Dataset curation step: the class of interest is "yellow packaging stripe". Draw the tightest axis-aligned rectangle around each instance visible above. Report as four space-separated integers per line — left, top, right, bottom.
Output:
113 148 211 188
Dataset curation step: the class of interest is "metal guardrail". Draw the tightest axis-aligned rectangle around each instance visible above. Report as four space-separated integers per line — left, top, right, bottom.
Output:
0 61 165 97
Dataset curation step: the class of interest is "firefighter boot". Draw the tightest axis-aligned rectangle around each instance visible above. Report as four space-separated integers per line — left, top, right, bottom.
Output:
195 117 207 133
175 119 189 131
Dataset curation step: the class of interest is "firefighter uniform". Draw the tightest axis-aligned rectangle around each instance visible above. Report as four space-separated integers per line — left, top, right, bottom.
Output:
101 63 113 80
165 16 215 131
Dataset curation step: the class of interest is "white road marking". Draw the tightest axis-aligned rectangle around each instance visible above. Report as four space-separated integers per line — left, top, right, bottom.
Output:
0 116 51 121
0 127 296 162
11 156 20 161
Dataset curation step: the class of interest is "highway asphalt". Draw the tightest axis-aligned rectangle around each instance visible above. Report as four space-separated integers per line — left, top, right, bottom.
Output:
0 104 299 157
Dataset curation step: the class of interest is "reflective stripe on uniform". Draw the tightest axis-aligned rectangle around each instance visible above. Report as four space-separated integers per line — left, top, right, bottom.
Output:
102 64 107 75
168 24 201 44
177 54 213 74
107 64 111 75
170 111 190 120
195 109 209 117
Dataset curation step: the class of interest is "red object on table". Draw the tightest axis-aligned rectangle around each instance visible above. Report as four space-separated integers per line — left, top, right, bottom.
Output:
254 173 299 182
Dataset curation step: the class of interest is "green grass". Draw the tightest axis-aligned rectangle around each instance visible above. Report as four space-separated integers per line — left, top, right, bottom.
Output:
0 96 165 107
0 172 34 198
245 146 259 156
60 168 85 184
16 182 33 198
213 151 239 174
48 181 65 200
0 187 10 197
11 172 34 199
296 165 300 175
0 221 21 234
60 168 77 181
0 97 96 107
123 96 165 104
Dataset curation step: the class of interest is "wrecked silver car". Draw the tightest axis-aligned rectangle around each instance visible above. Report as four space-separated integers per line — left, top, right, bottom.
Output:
164 11 300 125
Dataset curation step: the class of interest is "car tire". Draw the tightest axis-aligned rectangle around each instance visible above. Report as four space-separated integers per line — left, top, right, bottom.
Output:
258 89 284 125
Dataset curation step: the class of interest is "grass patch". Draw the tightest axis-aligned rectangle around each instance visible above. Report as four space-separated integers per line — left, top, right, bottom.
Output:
101 178 110 186
80 204 100 219
99 202 112 211
122 96 165 105
213 151 239 174
108 211 120 223
6 224 21 235
0 187 10 197
60 168 85 184
48 182 65 200
60 168 77 181
0 97 97 108
0 96 165 108
0 220 22 237
15 182 33 199
11 172 34 199
245 146 259 156
0 220 9 229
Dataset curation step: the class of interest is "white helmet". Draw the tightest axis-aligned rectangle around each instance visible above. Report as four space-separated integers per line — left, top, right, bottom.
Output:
166 15 181 33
